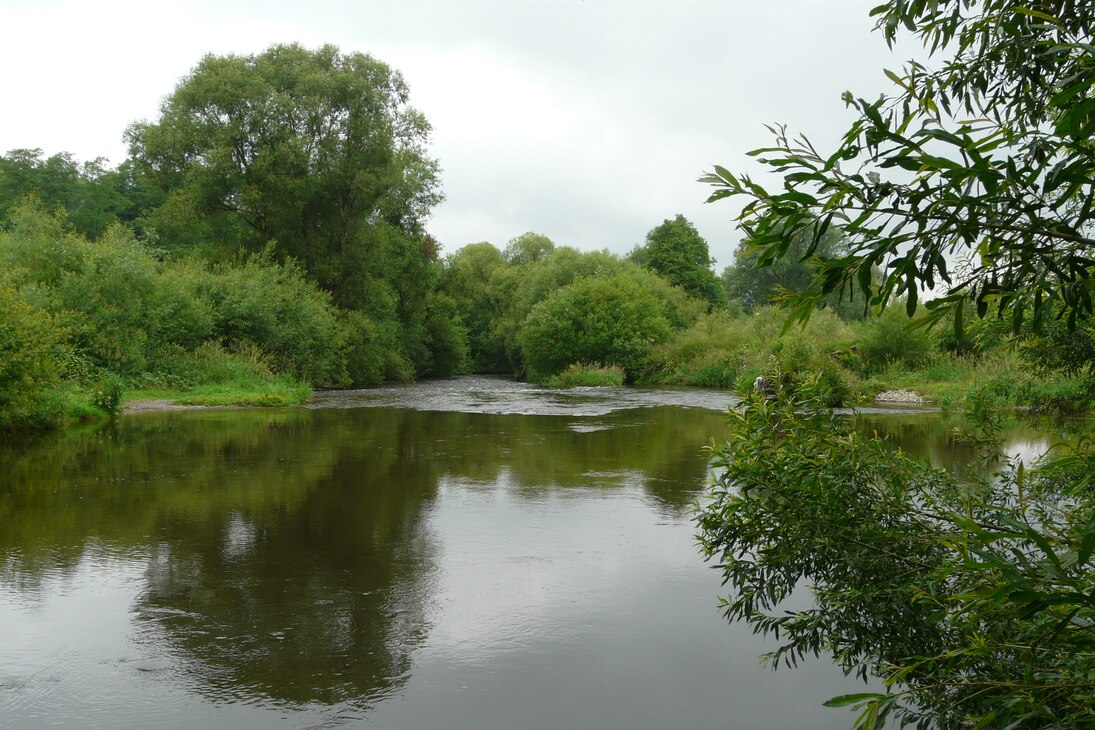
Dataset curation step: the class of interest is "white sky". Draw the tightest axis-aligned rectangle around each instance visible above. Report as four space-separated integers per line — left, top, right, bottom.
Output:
0 0 908 270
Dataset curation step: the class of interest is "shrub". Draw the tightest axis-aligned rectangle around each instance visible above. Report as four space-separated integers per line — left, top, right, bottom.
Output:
0 283 68 429
519 273 673 380
191 252 348 386
339 309 414 386
544 363 625 388
854 306 937 374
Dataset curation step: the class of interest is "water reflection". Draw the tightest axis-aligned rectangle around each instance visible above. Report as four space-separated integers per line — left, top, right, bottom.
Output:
0 401 728 723
3 385 1079 729
852 411 1063 479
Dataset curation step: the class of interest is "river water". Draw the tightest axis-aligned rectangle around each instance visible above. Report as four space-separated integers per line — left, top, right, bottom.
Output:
0 377 1065 729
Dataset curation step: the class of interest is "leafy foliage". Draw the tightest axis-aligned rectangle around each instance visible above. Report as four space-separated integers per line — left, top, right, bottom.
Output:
126 43 454 377
699 384 1095 728
543 362 625 388
0 148 136 239
0 280 68 430
722 223 869 320
702 0 1095 334
630 214 726 310
852 305 937 374
519 273 673 380
440 242 515 372
699 3 1095 725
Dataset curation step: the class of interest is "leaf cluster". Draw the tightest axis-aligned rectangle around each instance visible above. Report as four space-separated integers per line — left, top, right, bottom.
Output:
698 384 1095 728
703 0 1095 337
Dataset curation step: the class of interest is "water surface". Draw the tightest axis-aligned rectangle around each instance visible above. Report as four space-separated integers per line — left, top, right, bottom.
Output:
0 377 1065 729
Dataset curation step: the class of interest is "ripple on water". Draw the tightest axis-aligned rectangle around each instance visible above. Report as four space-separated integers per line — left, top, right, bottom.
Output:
307 375 740 417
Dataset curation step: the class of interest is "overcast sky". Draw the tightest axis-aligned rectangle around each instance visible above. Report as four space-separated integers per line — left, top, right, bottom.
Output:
0 0 910 269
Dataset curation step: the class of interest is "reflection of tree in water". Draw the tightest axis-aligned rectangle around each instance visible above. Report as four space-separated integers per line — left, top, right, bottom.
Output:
853 413 1057 480
0 411 328 591
398 406 728 514
1 401 728 709
132 408 442 707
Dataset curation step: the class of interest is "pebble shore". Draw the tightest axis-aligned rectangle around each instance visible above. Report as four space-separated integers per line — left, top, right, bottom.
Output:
874 389 927 404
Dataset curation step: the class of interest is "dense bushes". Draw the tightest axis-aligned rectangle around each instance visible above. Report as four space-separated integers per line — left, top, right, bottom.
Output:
645 307 855 395
0 282 68 429
519 273 673 380
0 201 449 429
442 241 709 383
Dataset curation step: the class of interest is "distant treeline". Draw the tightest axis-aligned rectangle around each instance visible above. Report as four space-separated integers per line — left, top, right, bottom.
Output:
2 43 1091 431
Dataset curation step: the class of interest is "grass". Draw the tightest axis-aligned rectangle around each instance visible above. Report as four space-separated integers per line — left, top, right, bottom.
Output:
642 308 1091 412
543 363 625 388
124 378 311 409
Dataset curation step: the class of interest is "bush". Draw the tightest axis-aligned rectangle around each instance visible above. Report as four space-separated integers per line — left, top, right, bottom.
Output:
854 306 937 374
519 273 673 380
772 338 853 406
91 373 124 415
0 283 68 429
544 363 625 388
188 252 348 386
644 307 856 396
338 309 414 386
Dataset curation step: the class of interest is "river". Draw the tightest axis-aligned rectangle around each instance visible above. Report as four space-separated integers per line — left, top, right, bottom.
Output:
0 377 1067 729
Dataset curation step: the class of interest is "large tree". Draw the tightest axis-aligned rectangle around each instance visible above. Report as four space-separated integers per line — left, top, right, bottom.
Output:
629 214 726 310
126 43 442 307
127 44 452 380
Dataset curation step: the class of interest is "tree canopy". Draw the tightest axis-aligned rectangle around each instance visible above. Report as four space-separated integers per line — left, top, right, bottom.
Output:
125 43 458 381
629 214 726 310
127 43 441 305
0 148 136 239
703 0 1095 335
519 273 673 380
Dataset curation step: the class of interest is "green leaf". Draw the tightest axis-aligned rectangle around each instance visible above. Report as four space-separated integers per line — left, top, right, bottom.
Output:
1077 512 1095 566
824 692 889 708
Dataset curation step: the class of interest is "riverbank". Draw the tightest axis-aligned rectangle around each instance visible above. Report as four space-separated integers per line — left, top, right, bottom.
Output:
123 380 311 412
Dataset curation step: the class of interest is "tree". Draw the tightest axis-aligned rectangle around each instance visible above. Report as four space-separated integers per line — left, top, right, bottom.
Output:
699 386 1095 728
126 43 448 380
629 214 727 310
503 231 555 265
722 224 869 319
702 1 1095 335
0 149 135 238
126 43 440 295
441 242 513 372
519 273 673 381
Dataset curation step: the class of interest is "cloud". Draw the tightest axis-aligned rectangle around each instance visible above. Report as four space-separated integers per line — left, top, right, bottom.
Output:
0 0 904 268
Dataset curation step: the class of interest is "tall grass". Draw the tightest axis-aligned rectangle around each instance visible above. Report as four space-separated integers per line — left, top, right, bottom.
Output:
643 305 1090 411
543 363 625 388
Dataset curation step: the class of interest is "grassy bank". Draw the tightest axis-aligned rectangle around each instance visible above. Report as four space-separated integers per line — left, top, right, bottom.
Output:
124 379 312 410
640 307 1093 412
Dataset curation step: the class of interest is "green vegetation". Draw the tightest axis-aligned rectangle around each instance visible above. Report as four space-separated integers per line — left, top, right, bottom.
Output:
630 214 727 310
699 0 1095 727
543 363 625 388
4 27 1092 434
0 200 346 428
0 44 469 430
700 385 1094 728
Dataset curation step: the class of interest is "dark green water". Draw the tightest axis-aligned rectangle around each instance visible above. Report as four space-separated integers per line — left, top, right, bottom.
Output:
0 378 1063 729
